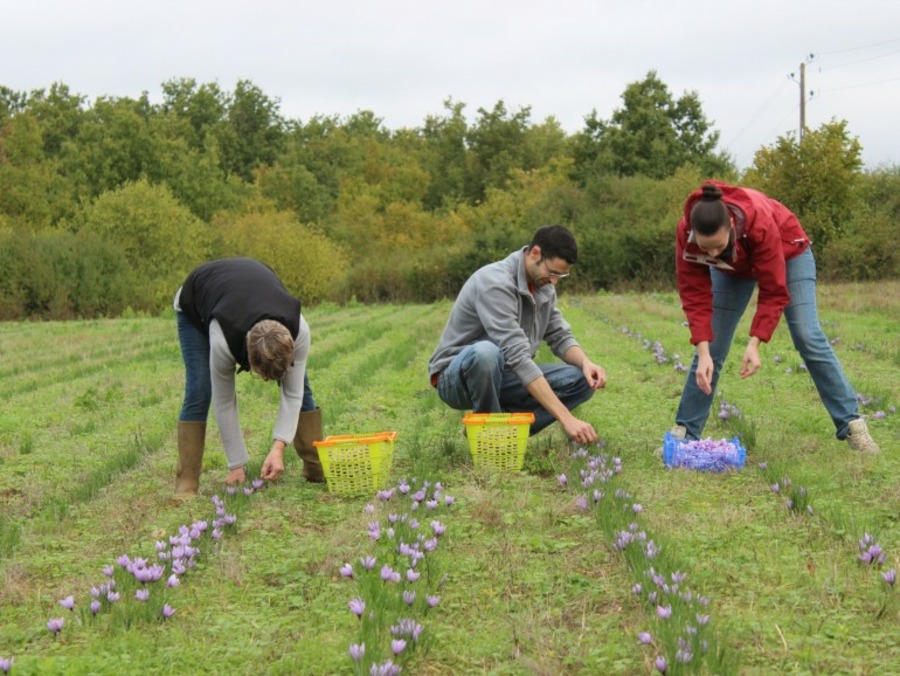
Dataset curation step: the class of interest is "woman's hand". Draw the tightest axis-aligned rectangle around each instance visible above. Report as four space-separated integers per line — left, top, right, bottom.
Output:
740 337 762 380
695 342 714 395
226 466 247 485
261 442 286 481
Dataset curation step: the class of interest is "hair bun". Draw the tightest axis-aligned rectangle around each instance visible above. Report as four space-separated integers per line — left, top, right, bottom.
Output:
700 183 723 201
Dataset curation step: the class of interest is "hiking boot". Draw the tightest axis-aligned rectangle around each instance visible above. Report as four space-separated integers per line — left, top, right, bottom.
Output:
846 418 880 454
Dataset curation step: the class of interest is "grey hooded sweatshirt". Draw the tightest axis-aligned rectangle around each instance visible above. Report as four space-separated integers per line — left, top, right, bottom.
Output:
428 247 579 388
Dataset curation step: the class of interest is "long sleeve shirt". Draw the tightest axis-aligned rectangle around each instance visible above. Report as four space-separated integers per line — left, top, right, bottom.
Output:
428 248 579 387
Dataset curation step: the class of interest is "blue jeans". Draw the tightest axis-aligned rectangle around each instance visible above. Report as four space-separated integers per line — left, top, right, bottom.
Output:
675 248 859 440
177 312 316 422
436 340 595 435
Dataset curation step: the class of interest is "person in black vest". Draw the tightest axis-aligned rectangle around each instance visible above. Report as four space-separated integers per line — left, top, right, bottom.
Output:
172 258 325 499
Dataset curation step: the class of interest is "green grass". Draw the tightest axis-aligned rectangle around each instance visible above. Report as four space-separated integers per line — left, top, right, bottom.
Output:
0 283 897 674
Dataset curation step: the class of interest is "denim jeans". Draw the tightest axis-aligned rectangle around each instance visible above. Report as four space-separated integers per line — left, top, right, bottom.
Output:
177 312 316 422
436 340 595 435
675 248 859 440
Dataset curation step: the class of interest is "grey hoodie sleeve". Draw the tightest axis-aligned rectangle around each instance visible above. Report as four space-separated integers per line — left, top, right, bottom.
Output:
209 320 250 469
271 315 310 444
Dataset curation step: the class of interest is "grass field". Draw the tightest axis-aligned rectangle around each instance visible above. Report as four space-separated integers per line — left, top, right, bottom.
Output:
0 282 898 675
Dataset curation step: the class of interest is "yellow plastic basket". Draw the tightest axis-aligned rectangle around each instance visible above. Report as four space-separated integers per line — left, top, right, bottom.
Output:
462 412 534 471
313 432 397 495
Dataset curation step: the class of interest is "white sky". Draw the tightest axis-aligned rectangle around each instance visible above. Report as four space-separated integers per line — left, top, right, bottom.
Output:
4 0 900 170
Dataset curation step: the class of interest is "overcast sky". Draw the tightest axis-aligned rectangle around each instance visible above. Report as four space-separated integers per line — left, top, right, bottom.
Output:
5 0 899 170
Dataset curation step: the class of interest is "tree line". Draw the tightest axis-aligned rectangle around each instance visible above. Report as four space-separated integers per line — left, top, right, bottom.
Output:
1 72 897 319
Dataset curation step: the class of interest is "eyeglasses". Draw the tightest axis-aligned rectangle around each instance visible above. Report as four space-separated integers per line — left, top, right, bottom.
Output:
540 258 571 280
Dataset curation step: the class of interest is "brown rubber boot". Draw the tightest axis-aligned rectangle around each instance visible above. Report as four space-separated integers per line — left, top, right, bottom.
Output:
293 408 326 482
174 421 206 500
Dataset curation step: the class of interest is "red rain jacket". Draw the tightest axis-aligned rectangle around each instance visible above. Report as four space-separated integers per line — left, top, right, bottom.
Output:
675 182 810 345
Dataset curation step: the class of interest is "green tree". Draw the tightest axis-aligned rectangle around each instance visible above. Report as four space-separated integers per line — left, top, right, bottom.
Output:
215 205 348 304
0 112 73 228
215 80 285 181
743 120 864 247
72 179 212 309
464 101 567 203
571 71 729 182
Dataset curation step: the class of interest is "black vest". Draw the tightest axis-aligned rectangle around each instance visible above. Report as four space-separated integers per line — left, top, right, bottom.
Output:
179 258 301 371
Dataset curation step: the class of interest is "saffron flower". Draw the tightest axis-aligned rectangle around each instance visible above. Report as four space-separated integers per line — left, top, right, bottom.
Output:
406 569 420 582
348 643 365 662
557 473 568 487
90 600 101 615
632 583 642 595
0 656 12 673
426 594 440 608
59 595 75 610
403 590 416 605
655 655 667 673
339 563 354 578
167 574 181 588
638 631 652 645
391 639 407 656
431 520 446 537
135 589 150 602
348 597 366 618
47 618 64 634
656 604 673 619
162 604 177 619
883 569 897 586
360 555 377 570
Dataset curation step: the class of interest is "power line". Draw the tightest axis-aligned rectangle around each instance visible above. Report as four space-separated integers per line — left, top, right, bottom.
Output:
815 74 900 94
818 48 900 72
817 37 900 57
723 78 792 147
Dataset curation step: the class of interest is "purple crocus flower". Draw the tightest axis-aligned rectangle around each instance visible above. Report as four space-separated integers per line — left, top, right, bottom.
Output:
391 639 407 656
0 656 13 673
107 591 120 603
167 574 181 588
90 600 101 615
380 565 396 581
431 520 446 537
557 473 568 487
360 555 377 570
655 655 667 673
445 495 456 506
252 478 265 490
102 565 115 577
348 643 365 662
47 618 64 634
883 569 897 586
403 590 416 605
406 569 421 583
656 604 672 619
135 589 150 602
631 583 642 595
637 631 652 645
59 595 75 610
162 604 176 619
369 660 401 676
426 594 440 608
349 597 366 618
339 563 354 578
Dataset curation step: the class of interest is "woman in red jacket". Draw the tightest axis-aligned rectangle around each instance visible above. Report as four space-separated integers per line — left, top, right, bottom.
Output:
671 181 879 453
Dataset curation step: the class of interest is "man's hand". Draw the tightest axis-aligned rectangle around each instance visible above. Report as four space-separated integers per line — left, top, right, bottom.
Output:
260 442 285 481
740 337 762 380
695 352 714 395
226 466 246 485
561 416 599 446
582 360 607 390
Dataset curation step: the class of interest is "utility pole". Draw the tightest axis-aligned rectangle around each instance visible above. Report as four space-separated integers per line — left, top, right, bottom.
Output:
799 61 806 141
795 53 815 142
